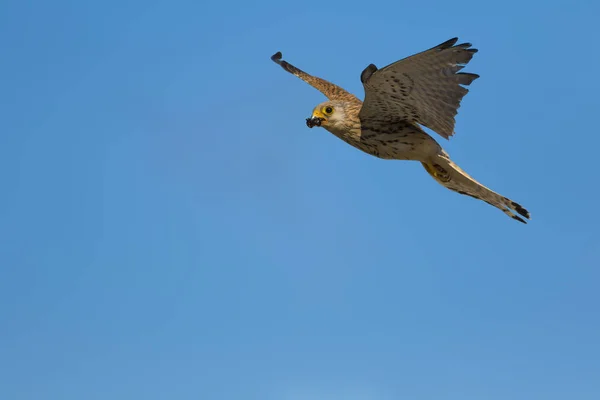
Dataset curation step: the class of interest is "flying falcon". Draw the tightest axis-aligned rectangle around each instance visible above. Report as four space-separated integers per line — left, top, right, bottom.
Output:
271 37 530 223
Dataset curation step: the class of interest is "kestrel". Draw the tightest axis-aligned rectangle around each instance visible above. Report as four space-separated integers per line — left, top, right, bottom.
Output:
271 37 530 223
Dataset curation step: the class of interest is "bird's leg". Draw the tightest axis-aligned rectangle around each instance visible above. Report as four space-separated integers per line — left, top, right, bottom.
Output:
421 162 450 183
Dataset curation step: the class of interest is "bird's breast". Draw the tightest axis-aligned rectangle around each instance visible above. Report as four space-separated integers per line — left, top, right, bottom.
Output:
330 123 435 161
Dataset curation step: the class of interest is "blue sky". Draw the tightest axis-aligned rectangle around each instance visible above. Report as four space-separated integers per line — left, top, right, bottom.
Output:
1 0 599 399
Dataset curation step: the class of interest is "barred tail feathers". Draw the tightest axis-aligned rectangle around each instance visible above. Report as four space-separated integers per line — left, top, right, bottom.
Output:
421 153 530 223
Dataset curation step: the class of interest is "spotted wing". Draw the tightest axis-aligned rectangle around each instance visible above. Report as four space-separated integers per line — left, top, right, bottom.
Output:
271 52 359 102
358 38 479 139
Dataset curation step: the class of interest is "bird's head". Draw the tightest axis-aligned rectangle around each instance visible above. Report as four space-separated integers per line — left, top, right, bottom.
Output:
306 101 351 132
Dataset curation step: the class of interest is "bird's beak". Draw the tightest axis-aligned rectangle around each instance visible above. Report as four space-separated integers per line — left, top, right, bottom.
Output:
306 110 326 128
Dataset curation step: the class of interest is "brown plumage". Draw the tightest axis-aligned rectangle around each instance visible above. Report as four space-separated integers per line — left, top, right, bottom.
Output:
271 38 530 223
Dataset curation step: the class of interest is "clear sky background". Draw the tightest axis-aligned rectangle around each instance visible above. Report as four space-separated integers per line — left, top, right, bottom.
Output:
1 1 599 399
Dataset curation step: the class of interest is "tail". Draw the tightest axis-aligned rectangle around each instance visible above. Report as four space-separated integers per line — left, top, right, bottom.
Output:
421 152 531 223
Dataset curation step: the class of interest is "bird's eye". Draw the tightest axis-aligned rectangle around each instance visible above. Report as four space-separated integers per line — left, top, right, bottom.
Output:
323 106 334 115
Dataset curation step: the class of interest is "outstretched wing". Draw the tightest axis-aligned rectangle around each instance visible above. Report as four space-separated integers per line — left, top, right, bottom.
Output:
271 52 360 103
358 38 479 139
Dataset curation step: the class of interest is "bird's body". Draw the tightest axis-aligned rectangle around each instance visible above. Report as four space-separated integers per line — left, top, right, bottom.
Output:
272 38 530 223
313 99 442 161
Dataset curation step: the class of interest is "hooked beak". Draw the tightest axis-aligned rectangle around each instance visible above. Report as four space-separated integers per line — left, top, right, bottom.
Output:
306 110 326 129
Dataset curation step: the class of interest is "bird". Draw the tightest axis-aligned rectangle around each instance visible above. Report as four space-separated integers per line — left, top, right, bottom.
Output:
271 37 530 223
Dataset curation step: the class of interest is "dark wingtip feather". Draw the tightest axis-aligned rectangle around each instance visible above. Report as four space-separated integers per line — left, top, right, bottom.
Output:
457 72 480 85
271 51 293 73
271 52 283 63
437 39 479 58
360 64 378 83
438 37 459 50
